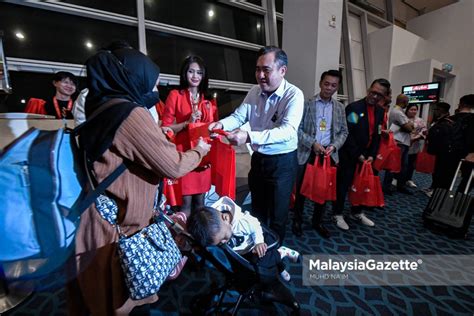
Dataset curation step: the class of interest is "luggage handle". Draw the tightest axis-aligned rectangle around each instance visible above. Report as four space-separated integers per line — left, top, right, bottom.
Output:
464 169 474 195
449 160 474 194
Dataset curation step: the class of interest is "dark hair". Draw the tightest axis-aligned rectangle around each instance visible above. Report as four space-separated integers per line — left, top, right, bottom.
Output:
370 78 391 92
459 94 474 109
405 103 418 114
257 46 288 68
179 55 209 94
53 71 78 87
320 70 342 83
103 40 133 51
187 206 222 247
436 102 451 113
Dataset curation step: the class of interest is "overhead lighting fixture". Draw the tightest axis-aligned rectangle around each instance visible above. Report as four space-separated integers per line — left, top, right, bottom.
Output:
15 32 25 40
256 23 261 29
213 92 218 99
20 99 26 104
208 9 215 18
85 41 93 49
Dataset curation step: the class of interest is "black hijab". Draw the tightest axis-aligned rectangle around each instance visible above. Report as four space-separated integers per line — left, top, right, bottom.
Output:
81 44 161 162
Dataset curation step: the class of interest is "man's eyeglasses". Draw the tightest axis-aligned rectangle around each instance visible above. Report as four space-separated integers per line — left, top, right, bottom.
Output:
368 91 385 99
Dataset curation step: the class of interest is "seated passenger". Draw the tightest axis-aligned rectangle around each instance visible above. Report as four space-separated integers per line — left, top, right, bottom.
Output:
187 198 299 281
24 71 78 119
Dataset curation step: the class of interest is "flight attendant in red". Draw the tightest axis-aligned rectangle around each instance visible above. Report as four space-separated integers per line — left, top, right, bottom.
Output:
24 71 78 119
162 55 218 216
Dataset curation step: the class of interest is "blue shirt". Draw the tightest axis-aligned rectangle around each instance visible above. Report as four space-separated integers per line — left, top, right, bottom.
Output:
314 95 333 147
219 79 304 155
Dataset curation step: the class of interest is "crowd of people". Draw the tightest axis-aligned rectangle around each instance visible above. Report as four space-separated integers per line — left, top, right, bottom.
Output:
21 42 474 314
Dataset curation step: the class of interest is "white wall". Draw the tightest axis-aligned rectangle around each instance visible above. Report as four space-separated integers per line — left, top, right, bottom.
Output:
390 26 427 68
368 0 472 108
368 26 393 80
283 0 343 98
406 0 474 104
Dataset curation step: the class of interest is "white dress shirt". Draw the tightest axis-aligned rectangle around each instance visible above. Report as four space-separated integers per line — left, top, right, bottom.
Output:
219 79 304 155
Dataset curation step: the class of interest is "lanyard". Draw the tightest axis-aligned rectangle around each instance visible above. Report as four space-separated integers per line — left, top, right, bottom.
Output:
189 91 200 112
53 97 73 119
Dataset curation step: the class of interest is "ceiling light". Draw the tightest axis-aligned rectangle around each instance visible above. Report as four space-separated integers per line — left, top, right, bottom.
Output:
208 10 215 18
20 99 26 104
15 32 25 40
85 41 93 49
256 23 261 29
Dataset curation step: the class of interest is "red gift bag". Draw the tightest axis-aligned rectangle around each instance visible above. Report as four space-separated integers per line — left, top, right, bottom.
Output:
188 122 212 167
348 163 365 206
209 138 236 199
373 176 385 207
188 122 211 146
374 133 400 172
373 134 393 171
384 144 401 173
163 178 182 206
300 161 324 204
349 161 383 207
415 146 436 174
300 155 336 204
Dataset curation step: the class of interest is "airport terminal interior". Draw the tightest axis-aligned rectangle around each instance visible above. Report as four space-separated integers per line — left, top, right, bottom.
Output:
0 0 473 315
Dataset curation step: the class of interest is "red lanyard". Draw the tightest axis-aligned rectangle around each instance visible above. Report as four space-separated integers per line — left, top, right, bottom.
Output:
53 97 73 119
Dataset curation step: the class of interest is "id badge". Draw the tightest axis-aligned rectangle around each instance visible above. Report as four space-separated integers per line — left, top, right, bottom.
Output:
319 118 327 131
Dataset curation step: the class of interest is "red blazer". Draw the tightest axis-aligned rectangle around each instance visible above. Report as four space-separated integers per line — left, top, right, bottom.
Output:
162 89 217 127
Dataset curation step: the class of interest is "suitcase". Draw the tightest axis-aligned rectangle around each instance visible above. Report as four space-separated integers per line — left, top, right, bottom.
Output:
423 160 474 239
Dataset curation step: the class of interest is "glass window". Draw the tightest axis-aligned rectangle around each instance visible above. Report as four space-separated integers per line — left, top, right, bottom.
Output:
277 20 283 48
0 3 138 64
146 30 257 84
5 71 86 113
275 0 284 13
39 0 137 17
348 13 367 100
245 0 262 6
144 0 265 45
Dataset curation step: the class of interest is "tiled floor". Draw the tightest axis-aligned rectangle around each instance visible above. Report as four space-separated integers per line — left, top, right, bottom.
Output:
3 172 474 315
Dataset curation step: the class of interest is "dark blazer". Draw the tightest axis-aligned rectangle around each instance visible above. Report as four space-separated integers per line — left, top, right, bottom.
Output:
339 98 385 163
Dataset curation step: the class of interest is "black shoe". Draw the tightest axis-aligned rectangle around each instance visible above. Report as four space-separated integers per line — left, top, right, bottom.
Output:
312 223 331 239
397 187 413 195
292 222 303 237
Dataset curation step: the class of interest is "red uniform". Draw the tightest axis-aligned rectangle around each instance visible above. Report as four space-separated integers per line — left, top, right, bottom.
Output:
162 89 218 195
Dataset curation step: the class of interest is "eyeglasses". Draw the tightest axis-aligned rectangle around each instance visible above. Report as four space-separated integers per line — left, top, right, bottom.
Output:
368 91 385 99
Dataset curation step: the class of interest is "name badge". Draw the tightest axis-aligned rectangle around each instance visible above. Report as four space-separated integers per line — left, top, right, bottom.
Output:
319 118 327 131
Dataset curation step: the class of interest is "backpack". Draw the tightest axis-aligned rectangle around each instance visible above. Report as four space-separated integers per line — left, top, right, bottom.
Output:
0 102 127 281
427 114 471 157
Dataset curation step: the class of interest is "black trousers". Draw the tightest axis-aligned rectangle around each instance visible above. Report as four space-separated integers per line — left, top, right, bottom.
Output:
432 154 459 190
243 231 285 273
406 153 418 182
248 150 297 242
383 143 410 190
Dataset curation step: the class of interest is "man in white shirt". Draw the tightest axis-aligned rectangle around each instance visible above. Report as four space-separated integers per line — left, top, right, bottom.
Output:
383 94 414 194
209 46 304 241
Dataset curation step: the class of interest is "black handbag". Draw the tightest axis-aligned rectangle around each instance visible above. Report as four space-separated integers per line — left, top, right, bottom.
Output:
423 160 474 238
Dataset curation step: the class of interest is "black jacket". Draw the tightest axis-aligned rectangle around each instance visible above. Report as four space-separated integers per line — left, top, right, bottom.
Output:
339 98 385 164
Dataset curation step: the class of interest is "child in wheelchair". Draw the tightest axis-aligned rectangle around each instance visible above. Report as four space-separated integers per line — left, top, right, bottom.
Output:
187 197 299 281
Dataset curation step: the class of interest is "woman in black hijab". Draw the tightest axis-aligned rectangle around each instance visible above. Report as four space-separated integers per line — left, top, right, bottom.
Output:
68 42 211 315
